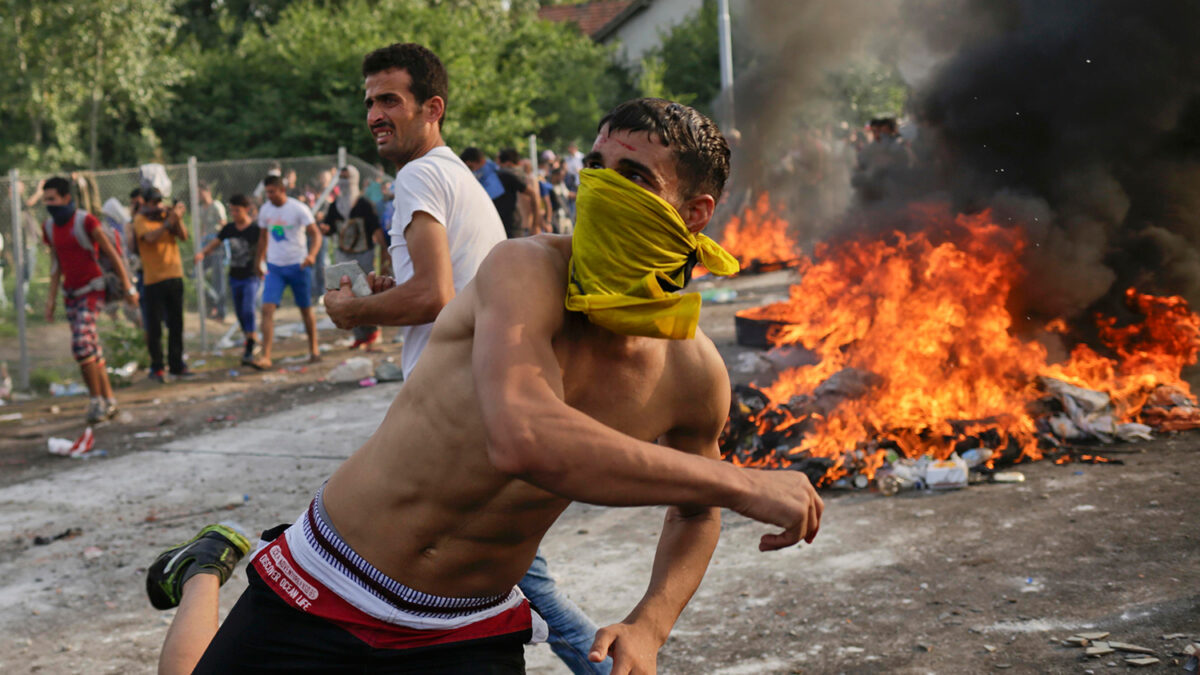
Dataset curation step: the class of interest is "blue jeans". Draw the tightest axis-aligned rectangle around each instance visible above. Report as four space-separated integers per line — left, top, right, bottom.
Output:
519 552 612 675
229 276 259 336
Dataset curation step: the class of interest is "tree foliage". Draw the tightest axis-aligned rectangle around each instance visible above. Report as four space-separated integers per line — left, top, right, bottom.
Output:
823 57 909 126
157 0 621 163
0 0 622 171
0 0 184 170
639 0 720 117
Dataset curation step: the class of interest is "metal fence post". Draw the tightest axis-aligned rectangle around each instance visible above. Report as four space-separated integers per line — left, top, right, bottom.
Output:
337 146 347 170
9 169 30 391
717 0 736 131
188 156 205 351
528 135 538 176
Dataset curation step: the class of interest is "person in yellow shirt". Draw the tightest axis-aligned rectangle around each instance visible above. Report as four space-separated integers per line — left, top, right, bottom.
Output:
134 188 193 381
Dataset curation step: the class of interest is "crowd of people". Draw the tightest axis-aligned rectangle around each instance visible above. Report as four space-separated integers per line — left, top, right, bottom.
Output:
460 144 584 238
17 124 593 425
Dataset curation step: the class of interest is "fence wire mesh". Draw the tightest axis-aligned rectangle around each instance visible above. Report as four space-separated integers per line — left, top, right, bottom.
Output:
1 154 387 391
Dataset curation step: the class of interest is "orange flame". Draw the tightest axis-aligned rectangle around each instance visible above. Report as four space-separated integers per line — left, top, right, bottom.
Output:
732 202 1200 483
719 194 800 268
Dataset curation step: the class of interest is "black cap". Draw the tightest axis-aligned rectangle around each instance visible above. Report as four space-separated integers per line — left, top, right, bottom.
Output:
142 187 164 202
130 187 143 199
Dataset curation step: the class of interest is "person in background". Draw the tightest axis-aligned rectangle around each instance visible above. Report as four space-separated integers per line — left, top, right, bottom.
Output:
134 188 193 382
461 147 506 201
519 157 550 236
562 141 584 191
309 168 336 304
536 158 555 232
19 180 46 305
284 168 301 200
323 164 384 349
547 165 575 234
194 194 264 367
256 174 322 367
196 182 228 321
252 162 282 204
377 177 395 279
40 176 138 422
363 166 387 214
495 148 543 238
123 187 150 329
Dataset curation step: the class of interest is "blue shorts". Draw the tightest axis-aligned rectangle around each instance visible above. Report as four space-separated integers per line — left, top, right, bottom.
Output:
262 263 312 309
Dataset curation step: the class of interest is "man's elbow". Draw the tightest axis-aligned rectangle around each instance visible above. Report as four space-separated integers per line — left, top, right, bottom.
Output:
414 282 454 324
485 418 542 476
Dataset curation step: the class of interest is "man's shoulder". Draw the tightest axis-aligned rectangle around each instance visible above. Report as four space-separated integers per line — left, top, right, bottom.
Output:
478 235 570 285
397 146 460 178
666 327 729 409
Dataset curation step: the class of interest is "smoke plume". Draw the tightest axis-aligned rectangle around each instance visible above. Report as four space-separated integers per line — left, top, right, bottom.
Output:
730 0 1200 322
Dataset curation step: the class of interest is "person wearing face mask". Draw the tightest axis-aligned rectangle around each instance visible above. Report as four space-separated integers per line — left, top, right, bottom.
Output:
322 164 385 349
40 176 138 423
133 187 193 382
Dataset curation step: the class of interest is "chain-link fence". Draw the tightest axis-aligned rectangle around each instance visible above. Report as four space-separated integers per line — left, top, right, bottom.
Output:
1 152 388 391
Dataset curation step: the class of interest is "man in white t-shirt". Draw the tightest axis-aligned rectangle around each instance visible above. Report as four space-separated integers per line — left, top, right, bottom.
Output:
255 174 323 366
323 45 505 381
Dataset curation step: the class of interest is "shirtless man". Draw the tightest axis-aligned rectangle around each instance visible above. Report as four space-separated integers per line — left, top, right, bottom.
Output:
147 98 823 674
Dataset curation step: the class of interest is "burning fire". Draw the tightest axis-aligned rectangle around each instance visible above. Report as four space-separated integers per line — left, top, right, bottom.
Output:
728 201 1200 484
719 193 800 269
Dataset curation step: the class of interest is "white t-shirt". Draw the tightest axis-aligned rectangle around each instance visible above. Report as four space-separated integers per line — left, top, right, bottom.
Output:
258 197 315 266
390 145 506 378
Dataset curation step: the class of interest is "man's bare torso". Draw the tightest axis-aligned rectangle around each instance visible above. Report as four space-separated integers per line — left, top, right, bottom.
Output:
323 235 725 598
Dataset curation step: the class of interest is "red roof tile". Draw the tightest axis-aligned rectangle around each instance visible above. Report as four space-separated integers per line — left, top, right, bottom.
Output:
538 1 635 39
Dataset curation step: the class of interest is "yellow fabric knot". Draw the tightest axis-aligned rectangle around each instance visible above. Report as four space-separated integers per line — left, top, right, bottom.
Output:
565 168 740 339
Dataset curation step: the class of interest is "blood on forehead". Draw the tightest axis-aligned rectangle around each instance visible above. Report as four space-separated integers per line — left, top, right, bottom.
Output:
595 133 637 152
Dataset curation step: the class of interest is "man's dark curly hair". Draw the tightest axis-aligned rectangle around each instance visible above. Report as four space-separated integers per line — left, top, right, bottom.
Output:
362 43 449 128
597 98 731 202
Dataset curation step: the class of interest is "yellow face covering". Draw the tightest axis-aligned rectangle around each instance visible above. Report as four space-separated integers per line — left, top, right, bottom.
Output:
565 168 740 339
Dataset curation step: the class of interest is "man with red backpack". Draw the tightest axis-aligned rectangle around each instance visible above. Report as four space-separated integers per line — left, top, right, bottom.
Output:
41 176 139 424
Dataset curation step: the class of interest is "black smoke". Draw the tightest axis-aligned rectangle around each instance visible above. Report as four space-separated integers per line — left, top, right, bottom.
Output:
731 0 1200 323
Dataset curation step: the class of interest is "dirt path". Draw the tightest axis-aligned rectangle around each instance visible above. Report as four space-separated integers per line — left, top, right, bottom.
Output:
0 271 1197 674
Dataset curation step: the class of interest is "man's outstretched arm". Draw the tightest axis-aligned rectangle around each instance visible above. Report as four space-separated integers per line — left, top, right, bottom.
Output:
471 240 822 550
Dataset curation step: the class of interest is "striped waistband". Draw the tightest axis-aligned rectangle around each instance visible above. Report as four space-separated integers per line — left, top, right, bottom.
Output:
302 486 512 618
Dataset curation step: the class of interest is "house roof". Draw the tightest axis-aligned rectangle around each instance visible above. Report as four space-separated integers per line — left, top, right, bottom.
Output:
538 0 649 41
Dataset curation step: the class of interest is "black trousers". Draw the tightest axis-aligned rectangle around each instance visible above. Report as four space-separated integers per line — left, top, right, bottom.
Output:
194 566 527 674
143 277 185 373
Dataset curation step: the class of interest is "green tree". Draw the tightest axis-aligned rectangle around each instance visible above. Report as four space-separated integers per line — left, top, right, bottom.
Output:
157 0 620 162
639 0 720 116
822 57 908 126
0 0 183 170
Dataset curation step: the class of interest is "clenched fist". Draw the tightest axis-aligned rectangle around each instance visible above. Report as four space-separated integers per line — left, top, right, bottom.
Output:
734 469 824 551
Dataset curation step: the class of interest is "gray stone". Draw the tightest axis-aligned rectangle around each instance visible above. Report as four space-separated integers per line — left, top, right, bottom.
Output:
1108 641 1155 655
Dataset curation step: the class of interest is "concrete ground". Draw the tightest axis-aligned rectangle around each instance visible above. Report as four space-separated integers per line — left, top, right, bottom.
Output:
0 270 1197 673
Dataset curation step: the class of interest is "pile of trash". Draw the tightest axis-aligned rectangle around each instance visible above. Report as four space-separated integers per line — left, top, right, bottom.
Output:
1059 630 1199 669
718 373 1200 492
